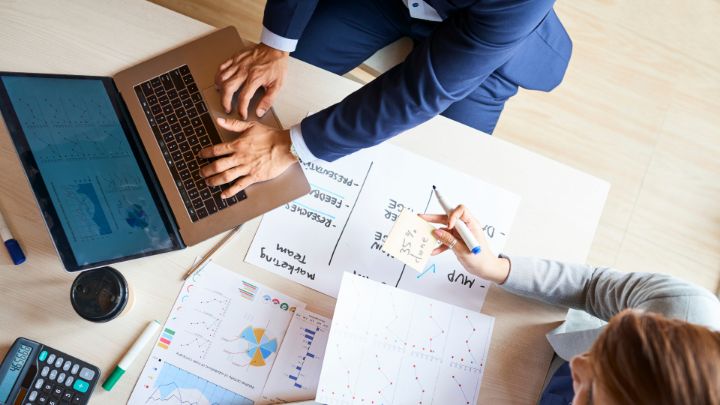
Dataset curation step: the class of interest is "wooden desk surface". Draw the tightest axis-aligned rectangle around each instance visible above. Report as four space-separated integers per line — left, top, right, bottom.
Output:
0 1 609 403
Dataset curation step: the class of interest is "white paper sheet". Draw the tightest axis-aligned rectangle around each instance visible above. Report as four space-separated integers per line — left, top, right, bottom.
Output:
245 143 520 310
128 262 305 404
316 273 494 405
259 310 332 404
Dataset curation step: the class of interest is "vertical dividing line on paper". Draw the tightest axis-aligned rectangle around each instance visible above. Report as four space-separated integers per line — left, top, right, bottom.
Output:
394 187 437 287
328 162 374 266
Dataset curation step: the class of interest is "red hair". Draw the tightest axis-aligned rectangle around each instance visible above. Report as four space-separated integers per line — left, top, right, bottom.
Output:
590 310 720 404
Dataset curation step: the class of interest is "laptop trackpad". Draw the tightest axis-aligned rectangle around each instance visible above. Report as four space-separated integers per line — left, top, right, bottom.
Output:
201 86 240 142
201 86 279 143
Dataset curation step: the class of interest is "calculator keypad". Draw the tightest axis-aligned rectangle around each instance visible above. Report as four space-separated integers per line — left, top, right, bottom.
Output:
24 347 97 405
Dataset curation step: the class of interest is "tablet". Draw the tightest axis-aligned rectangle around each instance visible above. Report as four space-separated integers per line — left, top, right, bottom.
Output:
0 72 182 271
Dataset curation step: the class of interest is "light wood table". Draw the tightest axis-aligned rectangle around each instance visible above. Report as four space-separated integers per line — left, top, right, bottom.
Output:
0 1 609 403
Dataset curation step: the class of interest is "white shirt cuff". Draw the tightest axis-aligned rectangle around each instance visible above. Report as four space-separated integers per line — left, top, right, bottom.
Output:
261 26 298 53
290 123 319 162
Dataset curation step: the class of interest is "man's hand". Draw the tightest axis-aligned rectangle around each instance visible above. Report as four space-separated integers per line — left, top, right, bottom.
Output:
215 43 289 119
199 117 297 198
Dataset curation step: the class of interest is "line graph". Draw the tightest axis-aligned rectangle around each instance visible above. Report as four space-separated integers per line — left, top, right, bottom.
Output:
316 273 494 405
143 362 252 405
178 332 212 358
129 263 305 405
464 315 479 366
452 375 472 405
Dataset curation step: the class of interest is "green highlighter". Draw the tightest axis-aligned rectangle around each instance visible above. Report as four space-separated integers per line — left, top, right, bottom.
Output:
102 320 161 391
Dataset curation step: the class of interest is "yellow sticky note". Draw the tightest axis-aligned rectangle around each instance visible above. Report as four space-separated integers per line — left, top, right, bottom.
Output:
382 210 441 271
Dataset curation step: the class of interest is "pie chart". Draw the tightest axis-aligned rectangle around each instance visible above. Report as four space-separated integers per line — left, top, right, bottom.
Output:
241 326 277 367
125 203 149 229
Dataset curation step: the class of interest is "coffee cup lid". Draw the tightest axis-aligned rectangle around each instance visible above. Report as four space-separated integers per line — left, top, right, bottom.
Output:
70 266 128 323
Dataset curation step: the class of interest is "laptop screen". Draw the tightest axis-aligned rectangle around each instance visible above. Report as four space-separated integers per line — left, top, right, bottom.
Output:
0 74 177 269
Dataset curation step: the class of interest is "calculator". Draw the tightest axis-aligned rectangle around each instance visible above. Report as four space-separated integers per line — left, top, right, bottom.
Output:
0 338 100 405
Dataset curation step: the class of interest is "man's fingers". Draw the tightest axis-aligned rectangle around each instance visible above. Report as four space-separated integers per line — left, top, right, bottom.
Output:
220 78 243 114
219 56 235 71
418 213 449 225
223 175 257 198
204 165 251 187
200 155 245 178
216 117 255 133
217 64 243 84
256 84 280 117
198 138 239 159
237 79 263 119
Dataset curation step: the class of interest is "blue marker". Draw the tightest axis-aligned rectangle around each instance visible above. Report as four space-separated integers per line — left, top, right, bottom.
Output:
0 208 25 265
432 186 482 255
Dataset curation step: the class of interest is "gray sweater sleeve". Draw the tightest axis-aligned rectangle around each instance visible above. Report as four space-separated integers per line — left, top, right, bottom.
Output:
501 256 720 330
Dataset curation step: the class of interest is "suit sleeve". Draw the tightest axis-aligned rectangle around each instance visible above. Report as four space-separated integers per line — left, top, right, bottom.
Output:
501 256 720 330
261 0 319 52
299 0 555 161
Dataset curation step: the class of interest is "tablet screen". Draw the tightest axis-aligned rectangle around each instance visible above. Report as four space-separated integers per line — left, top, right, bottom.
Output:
0 74 177 269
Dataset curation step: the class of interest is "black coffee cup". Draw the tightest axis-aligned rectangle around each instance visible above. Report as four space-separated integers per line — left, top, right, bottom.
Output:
70 266 131 323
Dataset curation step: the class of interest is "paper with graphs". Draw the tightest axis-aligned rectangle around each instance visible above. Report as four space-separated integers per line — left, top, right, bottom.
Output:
316 273 494 405
245 143 520 310
260 310 331 404
128 262 305 405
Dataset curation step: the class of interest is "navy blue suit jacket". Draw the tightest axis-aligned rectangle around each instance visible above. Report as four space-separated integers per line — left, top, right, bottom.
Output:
264 0 572 161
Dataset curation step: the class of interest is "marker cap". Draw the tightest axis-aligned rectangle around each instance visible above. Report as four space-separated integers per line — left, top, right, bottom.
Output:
102 366 125 391
4 239 26 265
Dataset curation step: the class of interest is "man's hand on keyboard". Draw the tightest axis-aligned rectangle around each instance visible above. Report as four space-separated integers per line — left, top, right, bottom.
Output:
215 43 288 120
198 117 298 198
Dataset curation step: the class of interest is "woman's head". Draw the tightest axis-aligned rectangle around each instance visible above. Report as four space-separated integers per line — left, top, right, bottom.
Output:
570 309 720 405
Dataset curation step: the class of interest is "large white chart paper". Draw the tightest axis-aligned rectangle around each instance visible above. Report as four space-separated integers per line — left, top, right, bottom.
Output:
246 143 520 310
317 273 495 405
128 262 305 405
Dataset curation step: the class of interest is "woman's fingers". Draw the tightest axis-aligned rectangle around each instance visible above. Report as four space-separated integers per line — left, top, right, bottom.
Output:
448 204 471 229
430 244 450 256
418 213 448 225
432 228 459 251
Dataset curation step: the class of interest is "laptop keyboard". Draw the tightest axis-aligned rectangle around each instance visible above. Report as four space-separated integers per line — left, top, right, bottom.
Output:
134 65 246 222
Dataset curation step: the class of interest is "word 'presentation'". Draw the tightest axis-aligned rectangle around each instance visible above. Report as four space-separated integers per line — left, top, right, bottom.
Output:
128 262 328 405
317 273 495 405
246 143 520 310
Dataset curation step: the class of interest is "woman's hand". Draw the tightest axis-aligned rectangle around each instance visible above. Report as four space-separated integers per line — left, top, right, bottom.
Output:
420 205 511 284
215 43 289 119
198 117 297 198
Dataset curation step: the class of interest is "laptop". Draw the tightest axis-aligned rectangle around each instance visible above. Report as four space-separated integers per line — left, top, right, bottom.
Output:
0 26 310 271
